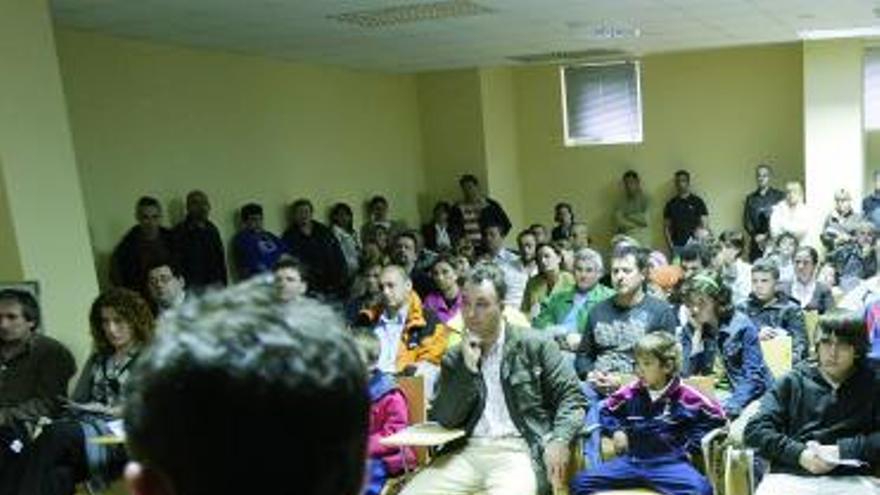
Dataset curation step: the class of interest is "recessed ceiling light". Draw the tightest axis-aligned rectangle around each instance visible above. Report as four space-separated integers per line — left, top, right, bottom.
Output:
327 0 493 28
798 26 880 40
567 22 641 40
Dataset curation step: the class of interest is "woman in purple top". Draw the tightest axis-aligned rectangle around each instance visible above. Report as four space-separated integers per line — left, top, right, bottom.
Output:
422 254 463 347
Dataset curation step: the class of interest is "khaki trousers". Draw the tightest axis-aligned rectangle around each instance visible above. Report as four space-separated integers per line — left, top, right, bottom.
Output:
400 437 538 495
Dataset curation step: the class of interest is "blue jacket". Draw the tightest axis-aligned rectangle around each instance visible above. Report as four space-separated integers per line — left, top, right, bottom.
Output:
680 311 774 418
600 377 726 460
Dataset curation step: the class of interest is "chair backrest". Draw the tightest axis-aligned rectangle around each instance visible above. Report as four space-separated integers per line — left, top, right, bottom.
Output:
395 375 428 464
683 375 717 401
803 310 820 358
760 335 792 379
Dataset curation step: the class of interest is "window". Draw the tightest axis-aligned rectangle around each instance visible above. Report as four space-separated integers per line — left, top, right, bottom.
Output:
561 61 643 146
866 47 880 131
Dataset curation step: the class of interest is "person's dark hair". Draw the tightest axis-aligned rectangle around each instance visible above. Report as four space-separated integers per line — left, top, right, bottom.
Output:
756 163 772 174
136 196 161 210
674 170 690 181
554 202 573 218
146 259 184 280
123 283 368 495
240 203 263 221
89 288 154 355
330 202 353 222
368 195 388 210
433 201 451 216
0 289 40 330
751 257 780 280
679 243 710 267
795 246 819 266
465 261 507 302
291 198 313 213
611 244 650 272
273 255 308 281
775 231 799 250
623 170 639 181
516 229 536 243
430 253 458 273
679 270 735 324
719 230 745 254
815 311 870 364
459 174 479 187
394 229 421 249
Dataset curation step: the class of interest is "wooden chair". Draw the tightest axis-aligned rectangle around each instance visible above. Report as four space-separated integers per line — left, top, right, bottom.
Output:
395 375 428 466
759 335 792 379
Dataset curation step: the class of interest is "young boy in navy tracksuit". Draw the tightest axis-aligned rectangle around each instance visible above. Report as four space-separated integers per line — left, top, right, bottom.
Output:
571 331 726 495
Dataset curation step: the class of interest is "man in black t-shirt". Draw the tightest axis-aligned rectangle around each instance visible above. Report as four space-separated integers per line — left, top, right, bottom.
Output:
663 170 709 258
575 245 678 382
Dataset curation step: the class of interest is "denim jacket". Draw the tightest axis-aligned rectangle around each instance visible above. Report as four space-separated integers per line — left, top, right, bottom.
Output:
681 311 774 418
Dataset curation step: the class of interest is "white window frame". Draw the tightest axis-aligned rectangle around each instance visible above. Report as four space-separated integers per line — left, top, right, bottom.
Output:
865 46 880 131
560 60 644 147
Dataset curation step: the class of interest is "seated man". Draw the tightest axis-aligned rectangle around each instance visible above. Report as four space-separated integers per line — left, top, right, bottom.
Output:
740 257 808 362
400 262 586 495
146 261 187 313
744 312 880 494
355 265 449 393
122 284 369 495
0 289 76 494
273 255 309 303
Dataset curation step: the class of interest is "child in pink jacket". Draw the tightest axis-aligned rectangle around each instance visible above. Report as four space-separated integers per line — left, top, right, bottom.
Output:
356 330 417 495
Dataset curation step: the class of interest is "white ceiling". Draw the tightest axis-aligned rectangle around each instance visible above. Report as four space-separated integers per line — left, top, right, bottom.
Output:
51 0 880 73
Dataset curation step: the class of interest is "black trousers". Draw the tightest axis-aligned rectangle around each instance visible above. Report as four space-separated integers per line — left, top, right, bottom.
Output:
16 420 87 495
0 424 30 495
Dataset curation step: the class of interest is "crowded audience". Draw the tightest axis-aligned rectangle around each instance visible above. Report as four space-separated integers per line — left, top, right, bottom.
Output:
7 166 880 495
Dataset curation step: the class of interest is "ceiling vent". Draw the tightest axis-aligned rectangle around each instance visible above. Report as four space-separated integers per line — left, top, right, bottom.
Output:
508 48 632 64
327 0 494 28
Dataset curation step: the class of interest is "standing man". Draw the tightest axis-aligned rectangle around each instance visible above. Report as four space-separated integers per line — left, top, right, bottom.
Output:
171 190 227 291
111 196 175 295
282 198 348 300
663 170 709 258
450 174 512 246
744 164 786 261
614 170 651 247
400 262 586 495
0 290 76 494
231 203 288 280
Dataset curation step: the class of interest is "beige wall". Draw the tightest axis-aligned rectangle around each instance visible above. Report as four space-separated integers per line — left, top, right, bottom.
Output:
512 44 805 251
416 69 487 211
55 29 425 284
803 39 864 211
56 29 811 279
0 1 98 367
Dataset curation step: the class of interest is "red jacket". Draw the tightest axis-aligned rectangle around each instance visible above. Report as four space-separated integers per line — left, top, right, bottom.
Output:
368 372 416 474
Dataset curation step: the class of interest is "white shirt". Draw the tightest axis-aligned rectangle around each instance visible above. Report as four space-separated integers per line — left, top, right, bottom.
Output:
494 249 529 309
790 278 816 309
472 326 520 438
375 306 408 373
434 224 452 250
